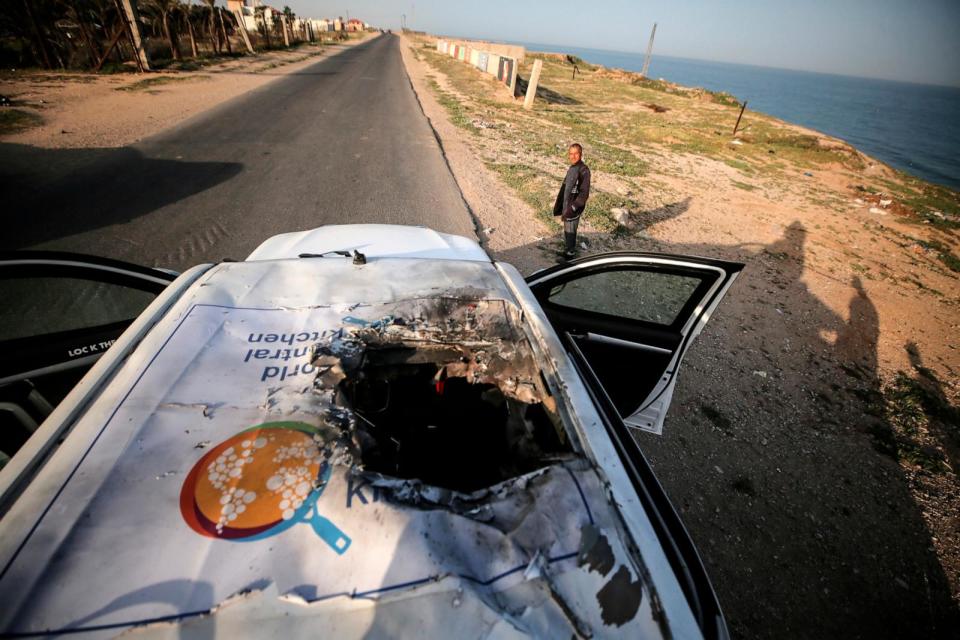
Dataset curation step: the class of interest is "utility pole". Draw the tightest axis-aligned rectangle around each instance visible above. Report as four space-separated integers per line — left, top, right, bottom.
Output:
119 0 151 71
641 22 656 78
217 7 232 54
280 14 290 47
733 100 748 136
401 14 406 30
234 9 255 54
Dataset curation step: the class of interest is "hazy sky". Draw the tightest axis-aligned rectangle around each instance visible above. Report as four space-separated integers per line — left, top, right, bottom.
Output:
283 0 960 86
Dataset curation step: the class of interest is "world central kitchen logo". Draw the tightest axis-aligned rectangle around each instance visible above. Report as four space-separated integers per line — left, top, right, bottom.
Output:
179 421 351 554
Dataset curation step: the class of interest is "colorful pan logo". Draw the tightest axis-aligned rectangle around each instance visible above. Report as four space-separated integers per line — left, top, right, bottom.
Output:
180 421 351 554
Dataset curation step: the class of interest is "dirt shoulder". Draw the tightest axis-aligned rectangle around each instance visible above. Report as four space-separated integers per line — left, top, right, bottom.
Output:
0 35 371 149
401 34 960 639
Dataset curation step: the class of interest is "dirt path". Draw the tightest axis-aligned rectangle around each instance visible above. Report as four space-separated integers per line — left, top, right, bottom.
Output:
401 34 959 640
399 37 550 275
0 36 370 149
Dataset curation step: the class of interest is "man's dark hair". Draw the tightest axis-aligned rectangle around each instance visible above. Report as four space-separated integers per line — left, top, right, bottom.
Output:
569 143 583 154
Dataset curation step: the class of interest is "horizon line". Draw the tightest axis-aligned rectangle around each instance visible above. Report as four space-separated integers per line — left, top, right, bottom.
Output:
436 33 960 90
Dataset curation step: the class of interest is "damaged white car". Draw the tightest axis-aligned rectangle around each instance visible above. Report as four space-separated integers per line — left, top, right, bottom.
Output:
0 225 742 639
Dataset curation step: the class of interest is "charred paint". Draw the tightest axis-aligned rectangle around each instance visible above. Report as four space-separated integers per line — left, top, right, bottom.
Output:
577 524 615 577
596 565 644 627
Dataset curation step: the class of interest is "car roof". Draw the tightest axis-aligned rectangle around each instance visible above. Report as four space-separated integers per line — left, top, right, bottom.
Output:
0 255 698 638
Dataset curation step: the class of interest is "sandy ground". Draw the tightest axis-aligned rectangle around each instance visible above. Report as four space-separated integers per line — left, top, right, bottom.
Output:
0 36 369 149
400 35 959 639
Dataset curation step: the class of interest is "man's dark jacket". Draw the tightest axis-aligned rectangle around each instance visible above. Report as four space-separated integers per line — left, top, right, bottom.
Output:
553 161 591 220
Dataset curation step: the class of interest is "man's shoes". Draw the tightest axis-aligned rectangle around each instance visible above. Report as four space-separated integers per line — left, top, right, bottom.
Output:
555 249 577 261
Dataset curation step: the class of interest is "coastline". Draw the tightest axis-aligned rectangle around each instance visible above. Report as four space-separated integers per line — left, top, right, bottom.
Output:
519 42 960 190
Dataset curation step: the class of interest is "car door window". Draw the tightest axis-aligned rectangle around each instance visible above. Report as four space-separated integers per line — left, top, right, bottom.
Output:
0 277 158 341
0 253 175 465
547 268 704 326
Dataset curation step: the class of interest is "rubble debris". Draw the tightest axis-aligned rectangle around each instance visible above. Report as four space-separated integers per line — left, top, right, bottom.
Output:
471 118 499 129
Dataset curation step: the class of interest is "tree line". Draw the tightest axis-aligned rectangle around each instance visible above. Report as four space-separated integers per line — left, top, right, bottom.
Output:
0 1 319 71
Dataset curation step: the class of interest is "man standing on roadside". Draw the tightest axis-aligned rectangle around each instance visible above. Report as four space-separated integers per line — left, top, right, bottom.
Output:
553 143 591 259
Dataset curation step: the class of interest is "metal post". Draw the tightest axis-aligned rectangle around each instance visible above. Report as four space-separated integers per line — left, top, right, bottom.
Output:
119 0 151 70
733 100 748 136
234 10 255 54
93 21 128 72
641 22 656 77
217 8 232 54
523 59 543 110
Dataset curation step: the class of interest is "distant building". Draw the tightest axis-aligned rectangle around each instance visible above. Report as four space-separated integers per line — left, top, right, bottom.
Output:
225 0 251 13
346 18 365 32
225 1 335 39
226 0 258 31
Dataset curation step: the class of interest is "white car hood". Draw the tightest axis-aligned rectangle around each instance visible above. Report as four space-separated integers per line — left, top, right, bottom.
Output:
0 258 686 639
246 224 489 262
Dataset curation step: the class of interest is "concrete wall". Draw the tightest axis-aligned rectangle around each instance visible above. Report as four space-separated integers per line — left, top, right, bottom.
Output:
436 38 525 64
436 39 519 96
469 41 524 64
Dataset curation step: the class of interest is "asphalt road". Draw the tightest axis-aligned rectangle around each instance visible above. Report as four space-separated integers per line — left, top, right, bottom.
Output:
1 34 477 270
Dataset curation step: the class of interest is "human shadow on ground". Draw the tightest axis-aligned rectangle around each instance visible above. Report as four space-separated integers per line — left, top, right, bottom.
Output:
635 197 692 228
493 218 958 639
0 143 243 250
903 341 960 472
515 75 580 105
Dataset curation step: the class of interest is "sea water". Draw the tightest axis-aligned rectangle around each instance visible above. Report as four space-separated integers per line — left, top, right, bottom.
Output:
518 42 960 190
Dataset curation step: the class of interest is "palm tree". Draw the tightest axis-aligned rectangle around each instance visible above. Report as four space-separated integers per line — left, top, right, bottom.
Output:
201 0 219 53
182 0 198 57
254 5 269 49
143 0 182 60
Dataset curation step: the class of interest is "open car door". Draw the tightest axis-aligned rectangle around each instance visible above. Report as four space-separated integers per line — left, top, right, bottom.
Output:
527 252 743 434
0 252 175 466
